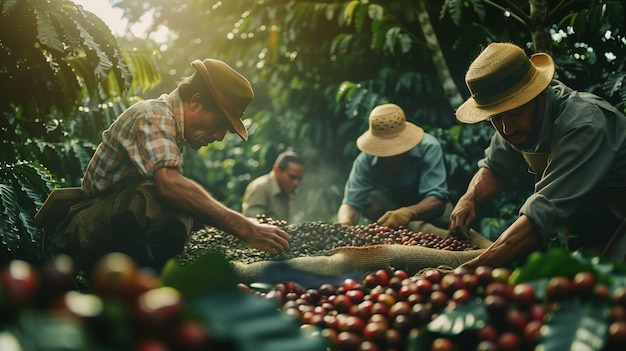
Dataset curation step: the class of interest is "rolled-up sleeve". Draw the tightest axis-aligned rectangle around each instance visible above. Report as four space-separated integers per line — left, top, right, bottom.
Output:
128 111 183 178
477 134 526 184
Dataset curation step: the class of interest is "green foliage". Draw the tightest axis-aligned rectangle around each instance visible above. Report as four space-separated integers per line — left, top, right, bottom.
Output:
510 249 599 284
0 0 131 115
1 0 623 251
121 49 162 94
108 0 624 233
162 251 238 296
418 296 612 351
552 0 625 101
0 162 53 263
407 249 626 350
188 288 329 351
0 0 160 266
427 298 489 334
162 251 329 350
540 300 610 351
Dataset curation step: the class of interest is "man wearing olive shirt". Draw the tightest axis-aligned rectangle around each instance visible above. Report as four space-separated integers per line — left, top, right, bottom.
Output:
242 151 305 223
450 42 626 268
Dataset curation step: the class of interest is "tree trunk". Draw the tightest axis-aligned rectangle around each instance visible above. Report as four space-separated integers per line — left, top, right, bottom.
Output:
416 0 464 109
529 0 553 54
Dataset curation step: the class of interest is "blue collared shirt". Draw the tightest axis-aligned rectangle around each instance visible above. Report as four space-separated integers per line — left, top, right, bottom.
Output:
341 133 449 210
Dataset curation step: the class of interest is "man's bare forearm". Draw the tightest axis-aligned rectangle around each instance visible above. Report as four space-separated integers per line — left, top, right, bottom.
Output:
154 167 254 236
461 167 506 205
461 215 539 269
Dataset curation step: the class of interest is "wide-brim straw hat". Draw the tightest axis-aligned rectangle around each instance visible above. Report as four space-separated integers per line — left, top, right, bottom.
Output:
356 103 424 157
455 42 555 124
191 59 254 140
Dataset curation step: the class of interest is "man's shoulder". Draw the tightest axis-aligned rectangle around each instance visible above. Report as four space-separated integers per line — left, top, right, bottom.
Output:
409 133 442 155
354 151 373 162
138 98 175 115
420 132 440 145
245 173 273 191
122 95 174 116
350 152 375 171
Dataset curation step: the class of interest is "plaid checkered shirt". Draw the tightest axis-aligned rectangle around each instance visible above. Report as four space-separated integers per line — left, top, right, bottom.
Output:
82 89 187 197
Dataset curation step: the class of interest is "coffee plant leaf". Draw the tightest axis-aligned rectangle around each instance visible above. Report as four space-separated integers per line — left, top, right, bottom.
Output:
6 309 95 350
188 291 328 351
161 251 238 297
538 299 610 351
427 298 488 335
92 299 133 348
510 248 595 284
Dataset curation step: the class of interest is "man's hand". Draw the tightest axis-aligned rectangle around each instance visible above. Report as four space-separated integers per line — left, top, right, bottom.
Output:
242 221 290 255
337 203 360 226
377 207 415 229
449 197 476 240
153 167 290 255
460 215 539 269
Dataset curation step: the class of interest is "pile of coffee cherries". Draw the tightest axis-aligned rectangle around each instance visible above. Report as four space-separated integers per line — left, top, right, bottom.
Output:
180 217 478 265
0 253 230 351
245 265 626 351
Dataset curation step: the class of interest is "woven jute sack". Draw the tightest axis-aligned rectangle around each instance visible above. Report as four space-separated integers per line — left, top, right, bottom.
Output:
234 229 491 283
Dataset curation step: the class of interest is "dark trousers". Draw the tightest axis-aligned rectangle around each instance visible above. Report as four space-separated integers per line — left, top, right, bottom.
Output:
564 186 626 261
53 181 192 272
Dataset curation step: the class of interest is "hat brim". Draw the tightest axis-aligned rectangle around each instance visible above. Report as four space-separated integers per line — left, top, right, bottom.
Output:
191 60 249 141
455 53 555 124
356 122 424 157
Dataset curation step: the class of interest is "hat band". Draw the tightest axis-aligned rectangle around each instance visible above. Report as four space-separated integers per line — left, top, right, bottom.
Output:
469 60 531 105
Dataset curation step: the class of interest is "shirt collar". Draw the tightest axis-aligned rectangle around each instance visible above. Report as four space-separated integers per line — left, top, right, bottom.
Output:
534 84 556 152
161 89 187 147
369 145 419 166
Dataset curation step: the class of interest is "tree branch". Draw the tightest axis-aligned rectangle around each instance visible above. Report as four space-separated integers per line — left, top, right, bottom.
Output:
483 0 532 26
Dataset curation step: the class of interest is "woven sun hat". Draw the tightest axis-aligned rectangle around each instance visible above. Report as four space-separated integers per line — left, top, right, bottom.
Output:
356 103 424 157
455 42 555 124
191 59 254 141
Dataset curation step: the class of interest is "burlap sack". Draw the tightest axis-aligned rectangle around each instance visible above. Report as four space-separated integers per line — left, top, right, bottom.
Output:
234 244 486 284
228 221 494 283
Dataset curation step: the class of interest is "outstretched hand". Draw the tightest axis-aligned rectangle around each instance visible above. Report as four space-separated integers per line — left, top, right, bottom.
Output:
377 207 415 229
242 220 290 254
449 198 476 241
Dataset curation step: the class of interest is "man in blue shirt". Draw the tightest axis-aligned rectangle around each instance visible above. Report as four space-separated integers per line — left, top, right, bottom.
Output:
337 103 453 235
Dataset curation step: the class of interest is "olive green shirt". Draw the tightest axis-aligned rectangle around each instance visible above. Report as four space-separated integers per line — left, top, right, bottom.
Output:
242 171 295 222
478 80 626 244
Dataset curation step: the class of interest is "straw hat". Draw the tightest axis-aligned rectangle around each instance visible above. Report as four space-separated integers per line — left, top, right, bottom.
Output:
455 42 555 124
191 59 254 140
356 103 424 157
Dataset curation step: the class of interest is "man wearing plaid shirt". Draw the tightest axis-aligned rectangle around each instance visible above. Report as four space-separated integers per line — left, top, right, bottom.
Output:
52 59 289 271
